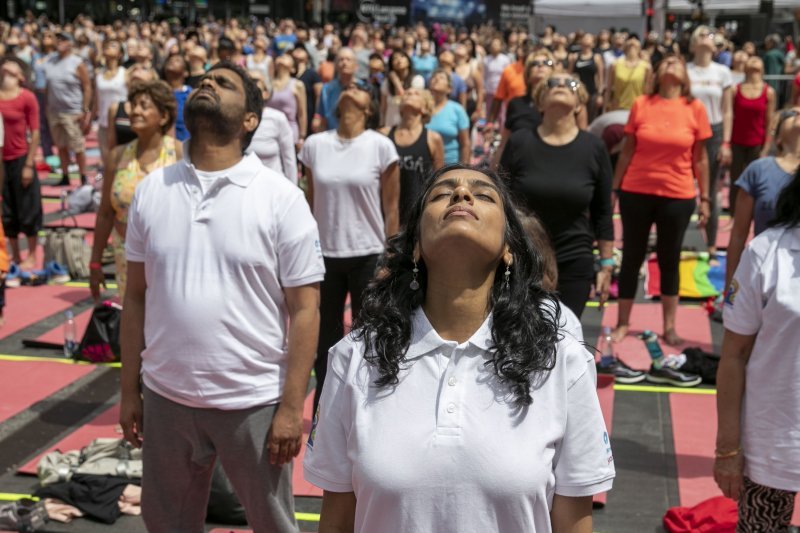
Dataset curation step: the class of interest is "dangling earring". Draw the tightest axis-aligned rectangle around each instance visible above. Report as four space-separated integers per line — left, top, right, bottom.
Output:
504 263 511 289
410 259 420 291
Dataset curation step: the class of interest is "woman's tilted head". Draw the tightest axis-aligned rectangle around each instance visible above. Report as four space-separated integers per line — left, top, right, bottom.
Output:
354 165 561 409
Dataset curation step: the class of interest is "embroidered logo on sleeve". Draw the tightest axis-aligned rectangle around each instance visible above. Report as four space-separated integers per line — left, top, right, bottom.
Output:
307 404 320 450
603 431 613 464
724 279 739 307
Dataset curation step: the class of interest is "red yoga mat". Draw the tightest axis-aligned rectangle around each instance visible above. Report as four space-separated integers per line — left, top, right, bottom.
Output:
0 285 91 340
599 303 713 370
669 394 800 525
0 360 94 424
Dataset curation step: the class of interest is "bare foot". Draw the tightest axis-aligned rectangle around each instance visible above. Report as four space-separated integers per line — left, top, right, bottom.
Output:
611 325 629 343
663 329 684 346
19 257 36 271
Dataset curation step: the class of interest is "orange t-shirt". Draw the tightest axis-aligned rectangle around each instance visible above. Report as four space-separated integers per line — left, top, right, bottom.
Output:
621 95 712 199
0 224 8 272
493 61 526 102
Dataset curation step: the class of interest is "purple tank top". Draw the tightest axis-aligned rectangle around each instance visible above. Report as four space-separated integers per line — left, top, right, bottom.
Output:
266 78 299 142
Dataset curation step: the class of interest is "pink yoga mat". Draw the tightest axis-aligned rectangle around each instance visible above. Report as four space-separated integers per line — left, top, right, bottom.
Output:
0 285 91 340
0 360 94 424
599 303 713 370
34 308 93 345
670 393 800 525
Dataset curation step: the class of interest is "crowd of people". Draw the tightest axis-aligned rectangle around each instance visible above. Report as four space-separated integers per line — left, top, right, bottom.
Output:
0 12 798 532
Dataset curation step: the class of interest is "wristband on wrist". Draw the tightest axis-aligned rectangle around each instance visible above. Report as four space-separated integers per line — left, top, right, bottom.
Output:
700 196 711 203
721 141 731 148
599 258 615 268
715 447 742 459
89 262 103 270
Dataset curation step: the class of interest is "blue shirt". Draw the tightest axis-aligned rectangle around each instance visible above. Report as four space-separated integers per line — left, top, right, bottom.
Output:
449 72 468 102
173 85 192 141
736 157 794 236
317 79 343 131
272 34 297 56
428 100 469 164
413 55 438 81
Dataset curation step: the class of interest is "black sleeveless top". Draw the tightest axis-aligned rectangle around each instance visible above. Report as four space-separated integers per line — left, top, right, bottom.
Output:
114 102 137 147
574 53 598 95
389 126 432 226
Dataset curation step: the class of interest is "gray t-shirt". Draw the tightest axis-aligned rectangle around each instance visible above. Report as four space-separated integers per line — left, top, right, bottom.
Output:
735 157 794 236
42 54 84 114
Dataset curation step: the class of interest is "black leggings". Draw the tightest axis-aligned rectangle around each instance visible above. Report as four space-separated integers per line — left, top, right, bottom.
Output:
556 254 595 319
2 156 43 237
618 191 695 299
313 254 379 413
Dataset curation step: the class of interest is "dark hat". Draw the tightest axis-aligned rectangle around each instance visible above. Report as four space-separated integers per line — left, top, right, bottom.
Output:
55 31 74 43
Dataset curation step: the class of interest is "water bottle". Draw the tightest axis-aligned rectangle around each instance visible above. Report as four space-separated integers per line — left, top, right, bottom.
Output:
64 310 78 358
599 326 615 367
641 330 665 369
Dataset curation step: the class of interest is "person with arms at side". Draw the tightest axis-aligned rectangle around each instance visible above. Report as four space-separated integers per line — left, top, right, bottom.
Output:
43 32 92 186
31 31 55 162
305 164 614 533
453 42 485 123
93 39 127 173
715 168 800 531
89 81 180 302
728 56 775 217
482 37 511 126
246 36 273 83
687 25 733 261
611 56 712 356
299 81 399 413
314 48 356 132
246 71 298 185
725 107 799 290
427 69 470 165
604 34 651 112
762 34 785 92
0 57 40 272
569 33 604 121
267 52 307 149
292 45 322 140
501 73 614 319
436 50 468 109
162 53 192 142
120 61 324 533
380 88 444 226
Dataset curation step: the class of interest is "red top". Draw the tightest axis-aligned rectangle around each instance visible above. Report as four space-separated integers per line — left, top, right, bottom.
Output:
731 83 768 147
622 95 712 200
0 89 39 162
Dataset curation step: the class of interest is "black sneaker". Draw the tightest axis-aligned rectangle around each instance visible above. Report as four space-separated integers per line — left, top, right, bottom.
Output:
57 175 70 186
596 358 647 384
646 364 702 387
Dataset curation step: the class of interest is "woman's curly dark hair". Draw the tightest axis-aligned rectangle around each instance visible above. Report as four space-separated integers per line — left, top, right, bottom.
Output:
353 164 561 408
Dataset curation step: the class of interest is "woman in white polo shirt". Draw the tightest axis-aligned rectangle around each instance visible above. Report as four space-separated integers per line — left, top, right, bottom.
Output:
298 80 400 413
305 164 614 533
715 167 800 531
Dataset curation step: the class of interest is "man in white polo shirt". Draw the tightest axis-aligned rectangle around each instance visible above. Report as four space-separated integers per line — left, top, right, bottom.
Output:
120 61 325 532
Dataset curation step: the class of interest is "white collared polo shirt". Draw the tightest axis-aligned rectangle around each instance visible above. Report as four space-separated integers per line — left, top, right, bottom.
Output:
724 226 800 492
125 152 325 410
304 307 615 532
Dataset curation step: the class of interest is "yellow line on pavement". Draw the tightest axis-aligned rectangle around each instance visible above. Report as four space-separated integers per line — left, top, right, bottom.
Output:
64 281 118 289
0 354 120 368
614 384 716 395
296 512 321 522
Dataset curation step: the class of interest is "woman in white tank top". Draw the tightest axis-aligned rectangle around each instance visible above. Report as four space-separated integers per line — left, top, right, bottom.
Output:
94 40 127 172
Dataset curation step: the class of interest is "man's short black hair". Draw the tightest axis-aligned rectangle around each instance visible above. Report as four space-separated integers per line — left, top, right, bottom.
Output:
206 61 263 153
218 36 236 51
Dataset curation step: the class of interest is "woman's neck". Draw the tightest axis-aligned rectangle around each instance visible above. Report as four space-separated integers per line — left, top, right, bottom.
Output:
106 59 119 71
274 69 290 81
625 51 638 62
396 67 409 78
539 108 578 142
0 82 20 97
659 81 683 99
398 112 423 131
136 129 163 155
337 112 366 138
778 136 800 162
423 266 495 344
694 51 712 67
744 73 763 84
432 92 448 106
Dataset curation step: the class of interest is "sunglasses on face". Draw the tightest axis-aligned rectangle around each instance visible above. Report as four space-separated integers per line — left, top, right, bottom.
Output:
530 59 554 68
546 77 580 91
